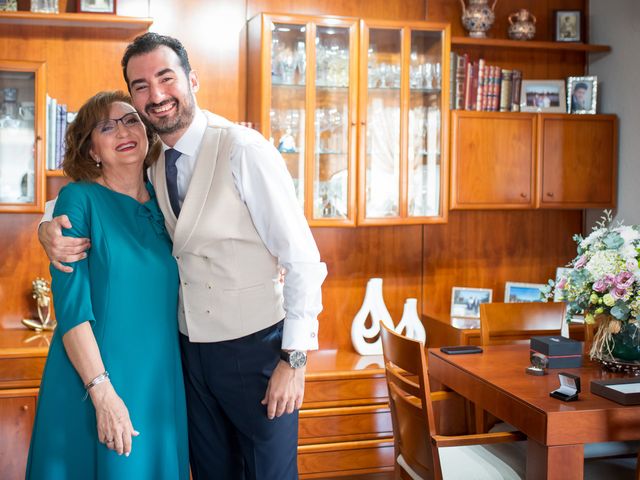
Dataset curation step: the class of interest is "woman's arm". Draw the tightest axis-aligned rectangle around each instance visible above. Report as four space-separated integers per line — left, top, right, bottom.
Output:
62 322 139 456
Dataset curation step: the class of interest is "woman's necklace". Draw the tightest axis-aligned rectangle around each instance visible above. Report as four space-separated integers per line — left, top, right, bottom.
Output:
102 175 148 203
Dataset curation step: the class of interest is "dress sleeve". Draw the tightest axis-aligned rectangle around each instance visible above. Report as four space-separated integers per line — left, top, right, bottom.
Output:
50 184 96 337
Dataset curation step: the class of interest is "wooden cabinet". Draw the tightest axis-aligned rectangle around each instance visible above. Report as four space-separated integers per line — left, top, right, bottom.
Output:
0 329 50 479
299 350 394 478
537 114 617 208
450 111 617 210
247 14 450 226
450 111 536 209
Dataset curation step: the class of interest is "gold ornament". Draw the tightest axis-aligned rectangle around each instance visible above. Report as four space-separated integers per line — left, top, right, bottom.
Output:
21 278 56 332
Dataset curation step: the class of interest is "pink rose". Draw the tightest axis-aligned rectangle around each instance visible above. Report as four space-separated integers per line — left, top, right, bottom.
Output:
604 274 616 287
615 271 635 289
593 279 607 293
557 277 568 290
575 255 588 269
611 287 627 300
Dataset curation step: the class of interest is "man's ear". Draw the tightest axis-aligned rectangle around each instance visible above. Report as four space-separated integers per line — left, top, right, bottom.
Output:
189 70 200 94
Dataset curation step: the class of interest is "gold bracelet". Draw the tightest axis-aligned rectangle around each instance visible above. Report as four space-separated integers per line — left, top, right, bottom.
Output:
82 371 110 401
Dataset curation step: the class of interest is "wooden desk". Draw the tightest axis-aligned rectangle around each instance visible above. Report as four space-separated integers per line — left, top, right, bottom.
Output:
428 344 640 480
0 329 51 480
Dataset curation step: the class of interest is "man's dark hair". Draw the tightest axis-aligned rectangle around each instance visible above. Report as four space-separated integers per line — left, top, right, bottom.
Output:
121 32 192 88
574 82 589 91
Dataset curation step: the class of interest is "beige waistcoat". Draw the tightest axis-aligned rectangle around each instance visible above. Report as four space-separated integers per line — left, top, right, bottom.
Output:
150 111 285 342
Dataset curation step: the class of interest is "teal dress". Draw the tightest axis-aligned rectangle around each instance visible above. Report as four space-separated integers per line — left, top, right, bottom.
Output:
26 182 189 480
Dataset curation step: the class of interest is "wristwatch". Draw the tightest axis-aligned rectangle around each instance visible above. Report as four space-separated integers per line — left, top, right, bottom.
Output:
280 350 307 369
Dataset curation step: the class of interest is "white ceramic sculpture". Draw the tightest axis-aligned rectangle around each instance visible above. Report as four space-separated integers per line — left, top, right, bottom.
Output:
395 298 426 344
351 278 395 355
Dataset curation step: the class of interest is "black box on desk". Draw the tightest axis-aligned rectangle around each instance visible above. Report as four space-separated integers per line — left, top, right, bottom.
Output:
530 336 582 369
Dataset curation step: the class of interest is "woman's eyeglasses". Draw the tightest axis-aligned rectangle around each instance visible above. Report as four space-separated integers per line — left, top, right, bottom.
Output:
94 112 143 135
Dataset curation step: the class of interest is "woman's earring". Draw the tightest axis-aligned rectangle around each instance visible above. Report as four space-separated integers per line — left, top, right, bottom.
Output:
95 157 101 168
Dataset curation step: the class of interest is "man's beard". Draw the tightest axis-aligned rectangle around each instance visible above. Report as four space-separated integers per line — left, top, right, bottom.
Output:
144 95 196 135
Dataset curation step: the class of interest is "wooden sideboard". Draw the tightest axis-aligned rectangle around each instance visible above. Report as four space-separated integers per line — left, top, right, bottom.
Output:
0 329 51 480
0 330 395 479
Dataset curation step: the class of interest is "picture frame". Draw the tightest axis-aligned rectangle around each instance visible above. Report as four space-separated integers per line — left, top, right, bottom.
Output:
554 10 582 43
451 287 492 319
504 282 546 303
554 267 571 302
567 76 597 114
520 80 566 113
77 0 116 14
0 0 17 12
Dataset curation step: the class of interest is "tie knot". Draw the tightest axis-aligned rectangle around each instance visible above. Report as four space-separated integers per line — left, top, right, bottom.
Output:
165 148 181 167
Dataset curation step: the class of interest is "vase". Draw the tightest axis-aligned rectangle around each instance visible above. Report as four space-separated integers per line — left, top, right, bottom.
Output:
507 9 536 41
459 0 498 39
611 322 640 361
395 298 426 344
351 278 395 355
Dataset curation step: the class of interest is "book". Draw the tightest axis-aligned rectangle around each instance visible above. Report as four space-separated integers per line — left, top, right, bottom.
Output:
455 53 468 110
47 96 57 171
56 104 67 169
499 70 513 112
450 52 457 108
475 58 485 112
491 66 502 111
463 61 473 110
511 70 523 112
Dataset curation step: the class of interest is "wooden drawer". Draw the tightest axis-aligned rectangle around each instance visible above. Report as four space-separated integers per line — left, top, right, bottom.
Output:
0 357 46 387
0 391 37 480
298 439 394 478
304 376 388 407
299 405 392 444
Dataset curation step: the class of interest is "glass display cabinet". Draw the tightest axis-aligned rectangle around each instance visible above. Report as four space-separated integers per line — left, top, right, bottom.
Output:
248 14 449 226
358 21 449 225
248 14 358 227
0 60 46 213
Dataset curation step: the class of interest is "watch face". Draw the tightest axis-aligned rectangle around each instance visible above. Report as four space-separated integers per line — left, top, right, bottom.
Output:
289 350 307 368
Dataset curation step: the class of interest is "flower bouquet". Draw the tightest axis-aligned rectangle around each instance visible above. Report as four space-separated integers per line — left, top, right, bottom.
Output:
542 211 640 365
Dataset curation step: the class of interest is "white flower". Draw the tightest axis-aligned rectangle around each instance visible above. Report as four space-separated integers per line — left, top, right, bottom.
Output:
619 244 638 263
585 250 622 280
581 227 607 249
617 225 640 245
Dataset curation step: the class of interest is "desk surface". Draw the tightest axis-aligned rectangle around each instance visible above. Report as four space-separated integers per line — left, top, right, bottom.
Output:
428 344 640 479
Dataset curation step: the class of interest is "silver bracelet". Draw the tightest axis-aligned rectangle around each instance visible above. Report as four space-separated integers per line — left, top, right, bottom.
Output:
82 371 110 401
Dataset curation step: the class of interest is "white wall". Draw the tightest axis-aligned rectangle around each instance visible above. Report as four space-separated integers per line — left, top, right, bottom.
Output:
587 1 640 228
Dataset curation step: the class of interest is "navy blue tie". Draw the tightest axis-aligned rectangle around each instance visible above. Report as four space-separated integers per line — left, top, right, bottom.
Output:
164 148 181 217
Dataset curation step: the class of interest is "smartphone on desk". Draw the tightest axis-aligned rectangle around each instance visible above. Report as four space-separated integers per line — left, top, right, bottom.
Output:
440 346 483 355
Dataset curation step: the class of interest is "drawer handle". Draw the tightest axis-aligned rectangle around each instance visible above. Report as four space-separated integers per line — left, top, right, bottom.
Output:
21 405 29 411
546 192 554 197
520 193 527 198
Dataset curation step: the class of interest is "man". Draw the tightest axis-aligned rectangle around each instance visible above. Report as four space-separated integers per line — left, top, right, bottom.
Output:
571 82 589 111
39 33 327 479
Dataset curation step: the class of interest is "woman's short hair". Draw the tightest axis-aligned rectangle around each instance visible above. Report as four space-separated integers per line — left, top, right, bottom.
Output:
62 90 159 181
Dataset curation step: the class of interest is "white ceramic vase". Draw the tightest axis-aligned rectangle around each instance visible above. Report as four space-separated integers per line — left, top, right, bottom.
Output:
351 278 395 355
395 298 426 344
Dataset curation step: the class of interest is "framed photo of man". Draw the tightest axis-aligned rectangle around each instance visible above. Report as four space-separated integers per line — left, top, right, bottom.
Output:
555 10 582 42
77 0 116 14
567 76 597 114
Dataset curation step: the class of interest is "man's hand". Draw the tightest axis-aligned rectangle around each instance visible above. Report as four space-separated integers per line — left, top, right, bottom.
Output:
261 361 305 420
38 215 90 273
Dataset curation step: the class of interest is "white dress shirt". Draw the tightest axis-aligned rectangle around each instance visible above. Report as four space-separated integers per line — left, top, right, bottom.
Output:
42 109 327 351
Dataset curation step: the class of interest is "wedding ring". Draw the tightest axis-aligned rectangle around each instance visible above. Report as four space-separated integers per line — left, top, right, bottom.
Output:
106 438 114 444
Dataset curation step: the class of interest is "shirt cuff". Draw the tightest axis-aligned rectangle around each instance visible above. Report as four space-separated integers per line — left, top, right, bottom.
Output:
282 317 319 351
40 199 56 225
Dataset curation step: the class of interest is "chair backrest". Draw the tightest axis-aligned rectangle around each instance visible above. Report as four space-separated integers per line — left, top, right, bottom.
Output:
380 323 441 480
479 302 567 346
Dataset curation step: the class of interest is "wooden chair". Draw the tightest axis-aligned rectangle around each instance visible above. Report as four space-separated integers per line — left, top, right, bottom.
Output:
479 302 566 346
380 323 527 480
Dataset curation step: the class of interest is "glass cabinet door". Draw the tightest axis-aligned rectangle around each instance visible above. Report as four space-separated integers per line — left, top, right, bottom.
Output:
359 22 449 224
361 27 402 221
0 60 45 213
311 21 357 223
269 21 308 208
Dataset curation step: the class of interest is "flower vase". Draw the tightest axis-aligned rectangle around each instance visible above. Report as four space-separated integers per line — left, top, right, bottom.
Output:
591 316 640 373
395 298 426 344
351 278 395 355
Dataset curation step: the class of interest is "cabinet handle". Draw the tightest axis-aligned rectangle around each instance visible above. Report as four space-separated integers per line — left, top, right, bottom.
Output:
520 193 527 198
546 192 554 197
21 405 29 411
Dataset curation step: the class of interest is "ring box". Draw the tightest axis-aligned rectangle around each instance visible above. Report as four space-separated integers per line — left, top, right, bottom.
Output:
530 336 582 369
550 372 581 402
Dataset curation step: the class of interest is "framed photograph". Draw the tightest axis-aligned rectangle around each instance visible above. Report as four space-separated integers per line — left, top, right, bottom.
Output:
554 267 571 302
451 287 493 319
0 0 17 12
567 76 597 114
504 282 545 303
555 10 582 43
77 0 116 14
520 80 566 113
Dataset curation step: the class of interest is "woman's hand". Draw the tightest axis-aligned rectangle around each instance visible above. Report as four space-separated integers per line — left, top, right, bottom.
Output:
90 382 139 456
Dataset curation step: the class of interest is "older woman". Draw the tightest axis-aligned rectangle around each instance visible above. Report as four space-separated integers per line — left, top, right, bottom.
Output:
26 91 188 479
